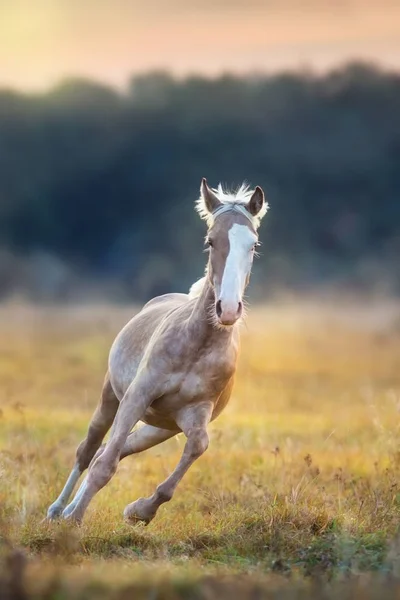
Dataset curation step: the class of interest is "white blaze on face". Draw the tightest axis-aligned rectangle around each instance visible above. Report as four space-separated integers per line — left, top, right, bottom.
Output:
218 224 257 323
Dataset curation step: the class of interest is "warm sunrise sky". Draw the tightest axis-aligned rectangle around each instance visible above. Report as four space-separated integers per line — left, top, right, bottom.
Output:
1 0 400 90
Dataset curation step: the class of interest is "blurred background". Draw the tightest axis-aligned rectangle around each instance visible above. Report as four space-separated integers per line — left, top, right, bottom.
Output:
0 0 399 302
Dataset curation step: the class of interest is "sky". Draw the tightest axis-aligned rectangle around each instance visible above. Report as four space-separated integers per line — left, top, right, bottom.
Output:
1 0 400 90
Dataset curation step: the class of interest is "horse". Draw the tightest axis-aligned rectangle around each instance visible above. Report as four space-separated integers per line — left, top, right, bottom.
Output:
46 178 268 524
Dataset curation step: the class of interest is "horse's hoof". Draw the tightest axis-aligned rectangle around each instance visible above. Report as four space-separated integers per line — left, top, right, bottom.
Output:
61 508 82 525
46 503 64 521
63 516 82 526
123 498 156 525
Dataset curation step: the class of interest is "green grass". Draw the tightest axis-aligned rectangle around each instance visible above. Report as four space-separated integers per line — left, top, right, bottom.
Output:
1 299 400 598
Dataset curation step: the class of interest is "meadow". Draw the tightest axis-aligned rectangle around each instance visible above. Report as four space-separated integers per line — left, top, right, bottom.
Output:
1 297 400 599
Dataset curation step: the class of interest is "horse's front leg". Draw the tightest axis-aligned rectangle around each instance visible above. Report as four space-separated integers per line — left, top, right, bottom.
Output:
61 425 178 519
65 373 158 523
124 401 213 524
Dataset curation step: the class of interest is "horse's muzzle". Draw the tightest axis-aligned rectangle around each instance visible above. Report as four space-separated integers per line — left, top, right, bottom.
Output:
216 299 243 326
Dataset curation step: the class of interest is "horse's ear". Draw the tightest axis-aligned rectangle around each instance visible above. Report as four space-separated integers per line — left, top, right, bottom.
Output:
200 178 222 213
247 186 265 217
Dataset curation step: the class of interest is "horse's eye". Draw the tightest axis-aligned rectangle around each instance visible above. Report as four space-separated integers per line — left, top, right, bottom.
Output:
207 238 214 248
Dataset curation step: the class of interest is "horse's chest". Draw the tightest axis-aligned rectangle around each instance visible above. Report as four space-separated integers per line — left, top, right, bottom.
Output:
179 354 235 401
150 353 235 415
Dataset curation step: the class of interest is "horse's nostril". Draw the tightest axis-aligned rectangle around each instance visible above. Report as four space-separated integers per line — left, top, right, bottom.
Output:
216 300 222 318
237 302 243 317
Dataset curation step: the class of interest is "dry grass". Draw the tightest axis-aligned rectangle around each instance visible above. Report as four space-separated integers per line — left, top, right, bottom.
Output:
1 297 400 598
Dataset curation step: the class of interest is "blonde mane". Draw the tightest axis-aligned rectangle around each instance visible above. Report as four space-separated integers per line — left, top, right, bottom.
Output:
195 182 269 229
188 275 207 299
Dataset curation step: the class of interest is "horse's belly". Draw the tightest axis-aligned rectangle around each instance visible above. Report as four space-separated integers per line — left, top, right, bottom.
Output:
141 408 180 431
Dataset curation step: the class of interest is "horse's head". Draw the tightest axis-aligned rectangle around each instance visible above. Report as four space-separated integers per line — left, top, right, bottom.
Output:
197 178 268 327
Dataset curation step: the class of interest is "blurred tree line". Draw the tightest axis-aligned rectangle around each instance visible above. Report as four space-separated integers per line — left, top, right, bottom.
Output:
0 62 399 301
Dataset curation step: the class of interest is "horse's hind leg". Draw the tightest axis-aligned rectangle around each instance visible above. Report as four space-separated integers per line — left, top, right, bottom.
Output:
46 374 118 520
62 425 178 518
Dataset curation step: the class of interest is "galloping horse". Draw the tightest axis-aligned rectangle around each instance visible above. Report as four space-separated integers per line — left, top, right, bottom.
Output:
47 178 268 524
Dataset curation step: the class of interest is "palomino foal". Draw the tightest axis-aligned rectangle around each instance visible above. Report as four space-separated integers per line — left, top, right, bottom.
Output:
47 179 268 524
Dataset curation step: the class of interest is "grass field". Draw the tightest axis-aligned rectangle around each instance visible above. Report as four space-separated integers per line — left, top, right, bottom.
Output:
1 298 400 599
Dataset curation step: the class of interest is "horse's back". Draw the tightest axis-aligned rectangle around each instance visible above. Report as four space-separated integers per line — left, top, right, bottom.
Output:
108 293 190 399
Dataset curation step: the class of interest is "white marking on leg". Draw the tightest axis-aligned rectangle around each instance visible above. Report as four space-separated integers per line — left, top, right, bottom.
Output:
47 464 81 519
62 426 177 519
62 478 88 518
66 375 157 522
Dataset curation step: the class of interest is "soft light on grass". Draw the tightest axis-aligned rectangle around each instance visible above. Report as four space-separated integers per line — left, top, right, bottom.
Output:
0 298 400 596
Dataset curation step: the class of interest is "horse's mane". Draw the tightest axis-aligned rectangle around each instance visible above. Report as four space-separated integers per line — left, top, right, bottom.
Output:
188 276 207 299
195 182 268 229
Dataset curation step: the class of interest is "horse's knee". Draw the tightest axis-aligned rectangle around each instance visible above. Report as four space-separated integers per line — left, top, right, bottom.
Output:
187 428 209 460
75 383 118 471
76 425 106 470
76 439 91 471
76 438 96 471
87 452 118 490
